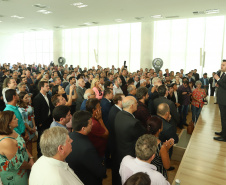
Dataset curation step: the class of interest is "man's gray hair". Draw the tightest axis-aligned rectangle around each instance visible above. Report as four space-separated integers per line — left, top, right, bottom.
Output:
17 82 26 88
127 85 134 93
152 77 161 85
135 134 157 161
140 79 146 85
40 127 68 157
195 80 202 86
122 98 135 109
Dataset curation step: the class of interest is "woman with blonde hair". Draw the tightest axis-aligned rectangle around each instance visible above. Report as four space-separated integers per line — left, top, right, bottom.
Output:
91 78 103 100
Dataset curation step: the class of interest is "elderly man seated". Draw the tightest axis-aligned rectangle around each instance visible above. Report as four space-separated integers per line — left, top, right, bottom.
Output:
119 134 170 185
29 127 84 185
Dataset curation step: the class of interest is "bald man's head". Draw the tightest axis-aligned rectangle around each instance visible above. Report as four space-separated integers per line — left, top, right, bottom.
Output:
122 96 137 112
157 103 170 121
84 89 95 99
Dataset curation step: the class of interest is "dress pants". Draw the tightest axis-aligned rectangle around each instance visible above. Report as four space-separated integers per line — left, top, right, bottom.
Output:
219 104 226 139
181 105 189 125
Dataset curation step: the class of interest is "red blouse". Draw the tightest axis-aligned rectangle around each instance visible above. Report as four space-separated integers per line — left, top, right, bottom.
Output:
191 88 206 108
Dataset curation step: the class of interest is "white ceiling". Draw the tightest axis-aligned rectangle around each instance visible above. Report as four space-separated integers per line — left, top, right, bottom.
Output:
0 0 226 34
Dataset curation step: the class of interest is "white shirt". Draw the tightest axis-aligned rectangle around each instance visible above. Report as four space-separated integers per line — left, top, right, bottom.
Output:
113 84 123 95
41 93 50 116
120 155 170 185
29 156 84 185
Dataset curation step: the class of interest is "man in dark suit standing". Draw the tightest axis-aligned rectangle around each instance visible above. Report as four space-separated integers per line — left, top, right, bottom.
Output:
114 96 146 185
214 60 226 142
100 88 113 128
209 72 216 96
76 78 86 111
120 68 128 96
108 93 125 185
154 85 180 129
66 111 105 185
193 69 200 81
33 80 54 157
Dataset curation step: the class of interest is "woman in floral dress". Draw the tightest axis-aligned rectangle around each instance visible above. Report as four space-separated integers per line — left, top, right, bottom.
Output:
18 92 36 154
0 111 34 185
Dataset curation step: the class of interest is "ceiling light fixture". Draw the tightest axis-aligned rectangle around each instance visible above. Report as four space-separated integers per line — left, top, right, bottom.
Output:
11 15 24 19
205 9 219 14
71 2 88 8
115 19 124 22
37 10 52 14
151 15 163 18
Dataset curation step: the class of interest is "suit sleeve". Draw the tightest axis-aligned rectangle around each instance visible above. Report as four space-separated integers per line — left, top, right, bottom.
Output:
217 77 226 90
82 147 106 179
33 96 42 126
132 121 146 137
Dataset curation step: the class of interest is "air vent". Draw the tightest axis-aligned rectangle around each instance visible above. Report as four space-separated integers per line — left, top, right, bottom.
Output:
166 16 179 19
193 11 205 15
0 15 4 17
33 4 47 9
135 17 144 20
54 25 66 29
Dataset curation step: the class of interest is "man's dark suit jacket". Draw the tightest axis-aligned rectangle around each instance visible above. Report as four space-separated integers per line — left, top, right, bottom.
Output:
167 90 182 106
158 116 179 144
154 96 180 128
120 75 128 96
108 105 121 185
66 132 105 185
33 92 54 130
100 98 112 128
217 73 226 105
114 110 146 164
193 73 200 81
76 86 86 111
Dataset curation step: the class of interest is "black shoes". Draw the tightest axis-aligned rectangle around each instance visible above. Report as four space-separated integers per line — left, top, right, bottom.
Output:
167 166 175 171
215 132 222 136
213 136 226 142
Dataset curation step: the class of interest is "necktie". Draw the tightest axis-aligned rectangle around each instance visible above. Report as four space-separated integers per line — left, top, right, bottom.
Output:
221 72 225 79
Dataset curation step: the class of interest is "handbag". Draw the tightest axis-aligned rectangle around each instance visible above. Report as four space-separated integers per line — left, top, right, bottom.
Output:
187 120 194 135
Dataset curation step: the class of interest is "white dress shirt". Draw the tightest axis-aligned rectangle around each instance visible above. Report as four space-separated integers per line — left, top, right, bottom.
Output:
119 155 170 185
41 93 50 116
29 156 84 185
113 84 123 95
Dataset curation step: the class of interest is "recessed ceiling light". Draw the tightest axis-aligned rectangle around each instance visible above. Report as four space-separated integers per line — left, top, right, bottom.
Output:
205 9 219 14
151 15 163 18
11 15 24 19
165 16 179 19
37 10 52 14
0 21 2 23
71 2 83 6
83 22 98 26
77 5 88 8
115 19 124 22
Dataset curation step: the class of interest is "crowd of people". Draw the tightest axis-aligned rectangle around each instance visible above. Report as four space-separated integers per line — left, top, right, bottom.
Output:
0 61 225 185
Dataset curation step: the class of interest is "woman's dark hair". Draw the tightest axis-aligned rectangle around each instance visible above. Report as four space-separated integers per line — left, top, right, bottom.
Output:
52 85 59 96
86 98 100 113
0 111 14 135
18 91 28 108
146 116 163 135
124 172 151 185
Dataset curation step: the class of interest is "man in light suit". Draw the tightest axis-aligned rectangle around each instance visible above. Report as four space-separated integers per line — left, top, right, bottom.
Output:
214 60 226 142
114 96 146 185
33 80 54 157
76 79 86 111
